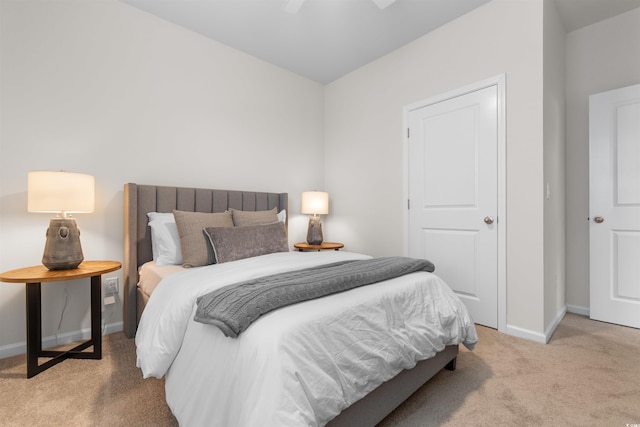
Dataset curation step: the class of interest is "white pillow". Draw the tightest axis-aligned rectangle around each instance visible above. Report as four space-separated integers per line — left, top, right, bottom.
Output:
278 209 286 223
148 212 175 222
147 212 183 266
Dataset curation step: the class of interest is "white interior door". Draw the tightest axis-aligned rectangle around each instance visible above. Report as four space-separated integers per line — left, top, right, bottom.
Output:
589 83 640 329
407 82 501 328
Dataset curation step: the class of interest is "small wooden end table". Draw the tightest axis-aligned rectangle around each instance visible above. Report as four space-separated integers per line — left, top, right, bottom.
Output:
294 242 344 252
0 260 121 378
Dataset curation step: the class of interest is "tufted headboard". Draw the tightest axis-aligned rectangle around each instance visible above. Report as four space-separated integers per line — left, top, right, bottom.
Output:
122 183 288 338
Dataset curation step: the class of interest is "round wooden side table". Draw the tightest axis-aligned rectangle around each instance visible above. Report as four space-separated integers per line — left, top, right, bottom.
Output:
0 261 121 378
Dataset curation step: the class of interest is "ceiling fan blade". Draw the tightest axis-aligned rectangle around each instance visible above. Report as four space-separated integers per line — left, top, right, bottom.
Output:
372 0 397 9
284 0 396 14
283 0 305 14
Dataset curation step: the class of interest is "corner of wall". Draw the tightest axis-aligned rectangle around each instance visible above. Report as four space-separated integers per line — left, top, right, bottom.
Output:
506 304 566 344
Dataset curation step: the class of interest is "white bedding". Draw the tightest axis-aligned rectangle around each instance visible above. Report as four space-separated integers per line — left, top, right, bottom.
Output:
136 251 478 427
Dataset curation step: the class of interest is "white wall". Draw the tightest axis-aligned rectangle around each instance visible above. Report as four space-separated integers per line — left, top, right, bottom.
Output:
324 0 547 336
565 8 640 313
543 0 566 334
3 0 635 358
0 0 324 356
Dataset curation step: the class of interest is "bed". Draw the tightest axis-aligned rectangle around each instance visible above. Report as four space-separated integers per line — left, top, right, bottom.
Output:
123 183 477 427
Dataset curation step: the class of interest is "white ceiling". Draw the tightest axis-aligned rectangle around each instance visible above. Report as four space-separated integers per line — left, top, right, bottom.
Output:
122 0 640 84
555 0 640 33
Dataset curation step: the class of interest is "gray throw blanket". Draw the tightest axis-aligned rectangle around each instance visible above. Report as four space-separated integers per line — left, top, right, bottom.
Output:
194 257 435 338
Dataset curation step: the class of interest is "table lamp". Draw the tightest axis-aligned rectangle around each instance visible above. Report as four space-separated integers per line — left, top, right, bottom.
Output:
301 191 329 245
28 171 95 270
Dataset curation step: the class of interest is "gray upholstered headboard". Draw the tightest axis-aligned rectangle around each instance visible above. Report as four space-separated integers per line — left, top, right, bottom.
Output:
123 183 288 338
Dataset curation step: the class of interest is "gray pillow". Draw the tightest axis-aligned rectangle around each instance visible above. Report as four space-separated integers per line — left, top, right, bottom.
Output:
204 222 289 264
173 210 234 267
231 207 278 226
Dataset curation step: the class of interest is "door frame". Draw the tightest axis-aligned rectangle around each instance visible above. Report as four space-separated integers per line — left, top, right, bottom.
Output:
402 74 507 333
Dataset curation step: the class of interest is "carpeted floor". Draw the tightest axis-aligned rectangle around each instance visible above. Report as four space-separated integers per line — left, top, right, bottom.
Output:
379 313 640 426
0 330 177 427
0 313 638 426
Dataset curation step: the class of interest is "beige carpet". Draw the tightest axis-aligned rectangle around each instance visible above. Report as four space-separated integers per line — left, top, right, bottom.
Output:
0 313 638 426
0 333 177 427
380 313 640 426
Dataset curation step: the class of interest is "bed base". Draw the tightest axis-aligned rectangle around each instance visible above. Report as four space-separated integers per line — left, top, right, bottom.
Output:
327 345 458 427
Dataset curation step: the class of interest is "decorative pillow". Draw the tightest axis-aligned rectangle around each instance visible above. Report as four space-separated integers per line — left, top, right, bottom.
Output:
204 222 289 264
147 212 182 266
231 207 279 226
173 210 234 268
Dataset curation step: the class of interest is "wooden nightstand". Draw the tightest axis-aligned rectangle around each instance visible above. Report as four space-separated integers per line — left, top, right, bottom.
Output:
294 242 344 252
0 260 121 378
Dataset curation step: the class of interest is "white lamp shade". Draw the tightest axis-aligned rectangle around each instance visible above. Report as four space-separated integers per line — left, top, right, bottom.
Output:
301 191 329 215
28 171 95 214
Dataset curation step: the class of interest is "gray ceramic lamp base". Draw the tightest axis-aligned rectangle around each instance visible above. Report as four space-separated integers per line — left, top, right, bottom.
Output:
306 216 324 245
42 218 84 270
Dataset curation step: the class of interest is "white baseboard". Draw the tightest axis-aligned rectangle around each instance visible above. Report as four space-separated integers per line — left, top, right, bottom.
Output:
544 306 567 343
566 304 590 316
505 306 567 344
505 324 547 344
103 321 124 335
0 321 124 360
0 341 27 360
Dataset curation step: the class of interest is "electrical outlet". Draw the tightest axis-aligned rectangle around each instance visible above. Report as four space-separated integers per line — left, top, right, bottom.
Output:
104 277 119 295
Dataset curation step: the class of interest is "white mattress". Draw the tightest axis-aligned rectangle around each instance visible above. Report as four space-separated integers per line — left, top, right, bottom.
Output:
135 251 478 427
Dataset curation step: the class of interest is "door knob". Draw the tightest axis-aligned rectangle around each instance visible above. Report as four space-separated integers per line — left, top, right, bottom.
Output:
484 216 494 225
594 216 604 223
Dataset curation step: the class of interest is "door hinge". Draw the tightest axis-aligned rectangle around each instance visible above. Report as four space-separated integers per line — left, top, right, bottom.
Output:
407 128 410 139
407 199 410 209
